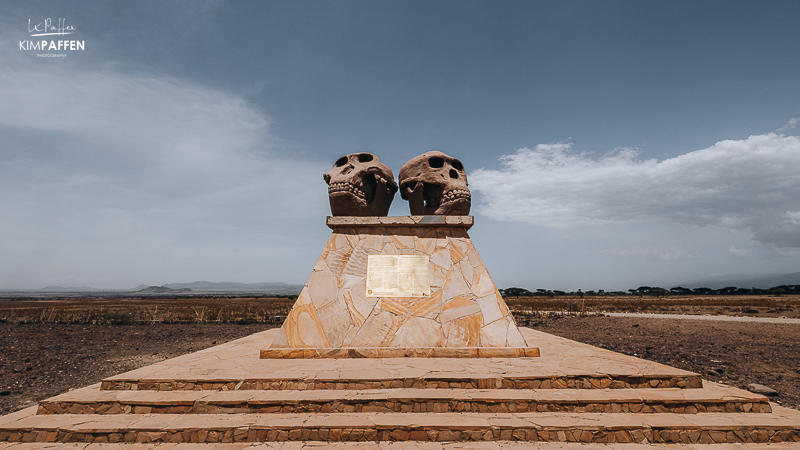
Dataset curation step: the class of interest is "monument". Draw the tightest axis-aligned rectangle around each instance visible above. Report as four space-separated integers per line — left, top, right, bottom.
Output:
263 151 539 358
2 150 799 446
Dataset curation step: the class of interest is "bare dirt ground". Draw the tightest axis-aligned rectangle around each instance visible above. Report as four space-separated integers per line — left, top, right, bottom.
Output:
0 323 275 415
533 315 800 411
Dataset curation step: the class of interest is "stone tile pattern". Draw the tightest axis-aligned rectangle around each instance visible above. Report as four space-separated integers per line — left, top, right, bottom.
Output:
3 445 800 450
36 400 771 415
98 327 704 392
269 217 528 351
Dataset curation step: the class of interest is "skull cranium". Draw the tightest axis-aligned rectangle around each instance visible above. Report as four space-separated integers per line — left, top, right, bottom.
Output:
323 152 398 216
398 151 470 215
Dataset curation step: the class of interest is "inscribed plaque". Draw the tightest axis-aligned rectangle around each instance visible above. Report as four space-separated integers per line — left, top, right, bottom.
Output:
366 255 430 297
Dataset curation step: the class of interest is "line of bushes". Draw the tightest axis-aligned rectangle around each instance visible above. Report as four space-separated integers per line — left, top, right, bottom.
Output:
501 285 800 297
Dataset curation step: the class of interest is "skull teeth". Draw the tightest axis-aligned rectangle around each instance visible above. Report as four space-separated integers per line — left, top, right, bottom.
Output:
441 189 471 203
328 181 367 200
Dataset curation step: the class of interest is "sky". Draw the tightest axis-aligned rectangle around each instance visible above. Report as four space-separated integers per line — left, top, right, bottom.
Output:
2 1 800 291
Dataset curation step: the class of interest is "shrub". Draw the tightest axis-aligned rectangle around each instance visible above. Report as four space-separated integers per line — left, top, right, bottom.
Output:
106 312 135 325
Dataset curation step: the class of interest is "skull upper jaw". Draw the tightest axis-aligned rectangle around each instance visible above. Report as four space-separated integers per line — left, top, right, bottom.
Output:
402 180 471 215
328 173 395 216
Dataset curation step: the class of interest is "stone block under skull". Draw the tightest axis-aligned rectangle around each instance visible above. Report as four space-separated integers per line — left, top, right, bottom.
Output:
399 151 471 215
323 153 398 216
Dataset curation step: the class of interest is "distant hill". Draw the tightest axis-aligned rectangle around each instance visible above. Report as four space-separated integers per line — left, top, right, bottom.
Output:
2 282 303 296
136 285 191 293
679 272 800 290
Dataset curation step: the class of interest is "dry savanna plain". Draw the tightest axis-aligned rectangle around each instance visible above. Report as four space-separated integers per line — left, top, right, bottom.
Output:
1 294 799 416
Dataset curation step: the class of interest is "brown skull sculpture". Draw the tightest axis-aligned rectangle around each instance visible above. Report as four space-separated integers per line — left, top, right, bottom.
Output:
323 152 398 216
398 151 471 215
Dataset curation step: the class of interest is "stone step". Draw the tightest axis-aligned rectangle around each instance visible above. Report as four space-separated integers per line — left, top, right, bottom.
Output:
4 443 800 450
38 383 770 416
100 373 703 392
96 328 702 392
2 408 800 444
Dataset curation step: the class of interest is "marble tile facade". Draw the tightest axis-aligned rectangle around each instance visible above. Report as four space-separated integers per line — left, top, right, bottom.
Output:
269 217 529 351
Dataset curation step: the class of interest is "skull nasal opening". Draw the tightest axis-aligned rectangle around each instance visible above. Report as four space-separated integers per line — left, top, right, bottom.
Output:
449 169 459 179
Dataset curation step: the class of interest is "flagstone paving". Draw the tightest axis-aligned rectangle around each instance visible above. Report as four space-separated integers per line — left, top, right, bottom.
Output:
1 327 799 447
97 328 702 392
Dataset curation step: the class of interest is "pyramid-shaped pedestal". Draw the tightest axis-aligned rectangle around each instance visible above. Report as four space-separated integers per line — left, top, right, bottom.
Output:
263 216 538 358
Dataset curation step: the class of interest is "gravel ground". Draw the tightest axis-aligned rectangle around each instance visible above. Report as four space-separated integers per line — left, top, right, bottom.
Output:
533 315 800 410
0 323 275 414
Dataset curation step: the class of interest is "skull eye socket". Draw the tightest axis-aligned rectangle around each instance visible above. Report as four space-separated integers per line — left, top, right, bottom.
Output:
428 157 444 168
334 156 348 167
357 153 373 163
452 160 464 171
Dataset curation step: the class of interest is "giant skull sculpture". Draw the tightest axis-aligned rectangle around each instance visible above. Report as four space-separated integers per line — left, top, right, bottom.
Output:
323 152 398 216
398 151 471 215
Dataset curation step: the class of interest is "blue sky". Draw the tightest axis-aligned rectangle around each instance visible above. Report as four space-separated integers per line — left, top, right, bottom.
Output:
2 1 800 291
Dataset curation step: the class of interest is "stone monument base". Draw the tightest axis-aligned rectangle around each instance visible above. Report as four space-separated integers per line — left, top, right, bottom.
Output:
268 216 537 354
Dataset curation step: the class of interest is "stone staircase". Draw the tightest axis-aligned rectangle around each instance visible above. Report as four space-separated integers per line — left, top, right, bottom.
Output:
1 327 799 448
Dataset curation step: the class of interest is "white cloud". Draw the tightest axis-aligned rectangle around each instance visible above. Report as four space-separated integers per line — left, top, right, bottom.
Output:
777 117 800 132
729 247 749 257
601 245 691 261
470 134 800 251
0 44 328 288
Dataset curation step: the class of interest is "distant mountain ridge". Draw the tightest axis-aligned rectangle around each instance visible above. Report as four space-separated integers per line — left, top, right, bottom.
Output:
22 282 303 295
39 286 105 292
137 285 191 293
18 273 800 295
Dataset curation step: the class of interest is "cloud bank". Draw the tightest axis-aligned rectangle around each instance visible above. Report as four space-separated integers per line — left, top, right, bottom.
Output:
470 134 800 252
0 45 327 288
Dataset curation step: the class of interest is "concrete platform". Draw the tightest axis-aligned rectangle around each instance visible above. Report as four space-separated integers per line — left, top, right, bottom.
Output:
1 327 799 447
98 329 702 391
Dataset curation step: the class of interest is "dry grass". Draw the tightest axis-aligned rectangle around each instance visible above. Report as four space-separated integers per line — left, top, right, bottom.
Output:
506 294 800 322
0 297 294 325
2 294 799 325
